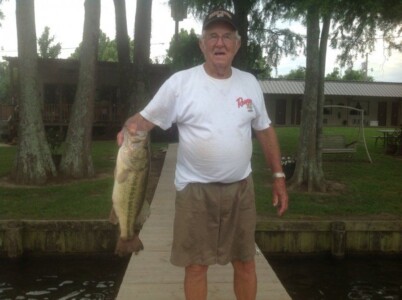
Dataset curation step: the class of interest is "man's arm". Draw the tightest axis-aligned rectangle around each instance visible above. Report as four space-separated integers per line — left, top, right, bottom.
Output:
117 113 156 146
254 126 289 216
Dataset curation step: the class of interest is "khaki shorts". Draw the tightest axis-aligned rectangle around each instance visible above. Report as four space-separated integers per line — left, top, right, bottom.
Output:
170 175 256 267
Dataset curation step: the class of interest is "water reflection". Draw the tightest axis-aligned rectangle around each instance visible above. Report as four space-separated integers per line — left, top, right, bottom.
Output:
348 281 400 300
267 255 402 300
0 255 129 300
2 254 401 299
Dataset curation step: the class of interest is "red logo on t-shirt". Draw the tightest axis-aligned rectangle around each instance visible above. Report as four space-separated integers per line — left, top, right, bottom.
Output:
236 97 253 112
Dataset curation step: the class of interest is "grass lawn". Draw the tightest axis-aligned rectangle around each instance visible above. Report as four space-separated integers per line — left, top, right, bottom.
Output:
0 127 401 220
0 141 117 220
253 127 402 219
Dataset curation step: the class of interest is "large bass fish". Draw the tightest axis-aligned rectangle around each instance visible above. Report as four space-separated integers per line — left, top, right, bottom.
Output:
109 129 151 257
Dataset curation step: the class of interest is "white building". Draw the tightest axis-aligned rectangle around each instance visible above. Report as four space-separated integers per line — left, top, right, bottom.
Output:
260 80 402 127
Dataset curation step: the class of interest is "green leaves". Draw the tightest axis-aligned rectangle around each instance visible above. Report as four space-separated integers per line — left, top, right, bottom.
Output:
37 26 62 59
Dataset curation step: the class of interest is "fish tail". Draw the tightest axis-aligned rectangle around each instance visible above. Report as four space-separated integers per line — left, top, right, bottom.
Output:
115 233 144 257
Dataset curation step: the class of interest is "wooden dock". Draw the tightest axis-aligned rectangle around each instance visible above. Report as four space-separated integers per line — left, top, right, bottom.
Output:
116 144 291 300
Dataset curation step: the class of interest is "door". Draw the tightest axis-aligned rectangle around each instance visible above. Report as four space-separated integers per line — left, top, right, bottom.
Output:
291 98 302 125
275 99 287 125
391 101 400 126
377 102 387 127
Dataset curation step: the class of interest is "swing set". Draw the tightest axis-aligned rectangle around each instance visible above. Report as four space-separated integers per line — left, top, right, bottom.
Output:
321 105 373 163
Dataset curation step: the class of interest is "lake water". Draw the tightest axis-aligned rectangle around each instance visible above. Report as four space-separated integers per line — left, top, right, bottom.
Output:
1 254 401 299
0 255 129 300
267 255 402 300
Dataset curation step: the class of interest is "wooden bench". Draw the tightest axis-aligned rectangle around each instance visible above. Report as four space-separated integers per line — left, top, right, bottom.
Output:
322 135 357 154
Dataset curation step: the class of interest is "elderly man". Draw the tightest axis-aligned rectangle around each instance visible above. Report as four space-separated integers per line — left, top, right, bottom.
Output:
118 8 288 300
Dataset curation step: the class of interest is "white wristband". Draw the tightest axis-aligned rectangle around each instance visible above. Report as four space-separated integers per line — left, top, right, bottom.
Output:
272 172 286 179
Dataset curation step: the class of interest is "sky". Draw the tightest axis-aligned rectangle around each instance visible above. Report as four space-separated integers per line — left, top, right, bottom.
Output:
0 0 401 82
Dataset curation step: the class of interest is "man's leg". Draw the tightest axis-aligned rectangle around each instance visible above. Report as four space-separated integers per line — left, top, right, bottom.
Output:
184 264 209 300
232 259 257 300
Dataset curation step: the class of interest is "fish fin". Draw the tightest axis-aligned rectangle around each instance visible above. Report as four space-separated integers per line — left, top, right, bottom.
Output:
135 201 151 229
115 234 144 257
116 169 130 183
108 207 119 224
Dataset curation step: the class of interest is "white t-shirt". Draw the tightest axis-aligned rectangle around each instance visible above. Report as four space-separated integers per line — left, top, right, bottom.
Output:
141 65 271 190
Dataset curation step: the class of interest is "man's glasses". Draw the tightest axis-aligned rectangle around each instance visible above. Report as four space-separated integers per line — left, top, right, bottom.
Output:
204 33 237 44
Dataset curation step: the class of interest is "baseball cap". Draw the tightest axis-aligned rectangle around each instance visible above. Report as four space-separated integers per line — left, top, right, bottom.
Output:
202 8 238 31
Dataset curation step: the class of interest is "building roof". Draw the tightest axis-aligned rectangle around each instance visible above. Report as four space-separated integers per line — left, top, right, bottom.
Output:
259 80 402 98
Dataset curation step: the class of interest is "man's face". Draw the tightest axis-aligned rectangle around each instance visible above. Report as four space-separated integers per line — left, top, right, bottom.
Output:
199 22 240 72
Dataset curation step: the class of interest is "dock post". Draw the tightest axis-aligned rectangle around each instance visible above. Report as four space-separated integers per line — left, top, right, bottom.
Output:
4 221 23 258
331 221 346 259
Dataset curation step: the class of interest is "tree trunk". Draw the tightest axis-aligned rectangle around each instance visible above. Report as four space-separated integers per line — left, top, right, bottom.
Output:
232 0 251 70
113 0 132 117
128 0 153 114
59 0 100 178
289 4 325 192
12 0 56 185
316 13 331 187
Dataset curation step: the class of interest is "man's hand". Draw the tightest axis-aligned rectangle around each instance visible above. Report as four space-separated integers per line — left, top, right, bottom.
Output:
272 178 288 216
116 113 155 146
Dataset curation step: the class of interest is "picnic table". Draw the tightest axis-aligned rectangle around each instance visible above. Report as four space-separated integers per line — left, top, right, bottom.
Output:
374 129 396 147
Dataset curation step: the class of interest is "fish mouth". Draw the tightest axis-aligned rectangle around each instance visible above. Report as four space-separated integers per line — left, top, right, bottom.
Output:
124 129 148 140
136 131 148 137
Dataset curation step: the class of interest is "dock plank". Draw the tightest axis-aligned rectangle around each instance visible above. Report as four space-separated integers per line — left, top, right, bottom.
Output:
117 144 291 300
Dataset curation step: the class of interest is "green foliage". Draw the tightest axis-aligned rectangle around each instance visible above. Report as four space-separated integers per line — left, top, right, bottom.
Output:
262 0 401 72
184 0 304 73
181 0 402 76
247 40 272 79
329 0 402 67
248 3 306 70
279 66 375 81
0 0 4 27
69 30 133 62
386 125 402 156
163 26 272 77
342 67 374 82
279 66 305 79
98 32 118 62
325 67 342 80
184 0 230 17
68 44 80 59
164 28 204 71
37 26 62 59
